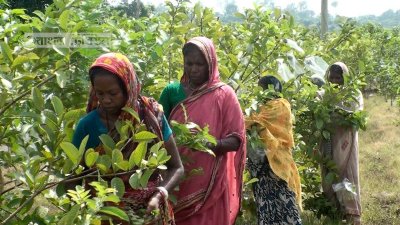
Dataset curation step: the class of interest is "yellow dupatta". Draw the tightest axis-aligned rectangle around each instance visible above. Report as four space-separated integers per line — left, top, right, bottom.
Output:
246 98 302 209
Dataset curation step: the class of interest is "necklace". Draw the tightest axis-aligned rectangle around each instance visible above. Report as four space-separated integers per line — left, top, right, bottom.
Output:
105 110 110 131
99 106 112 131
188 82 198 91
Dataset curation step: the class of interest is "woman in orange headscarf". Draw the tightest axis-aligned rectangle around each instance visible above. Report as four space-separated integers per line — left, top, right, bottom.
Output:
72 53 184 224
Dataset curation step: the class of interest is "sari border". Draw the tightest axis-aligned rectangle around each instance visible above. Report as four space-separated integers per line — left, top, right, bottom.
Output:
169 82 225 120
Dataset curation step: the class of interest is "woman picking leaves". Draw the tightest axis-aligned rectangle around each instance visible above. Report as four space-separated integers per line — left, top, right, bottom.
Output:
319 62 363 225
246 75 302 225
159 37 246 225
72 52 184 224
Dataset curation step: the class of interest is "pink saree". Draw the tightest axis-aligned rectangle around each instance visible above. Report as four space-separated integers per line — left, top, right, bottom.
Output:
170 37 246 225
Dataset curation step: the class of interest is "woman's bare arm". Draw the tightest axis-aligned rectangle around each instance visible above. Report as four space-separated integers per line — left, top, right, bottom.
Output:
158 135 184 192
207 136 241 156
147 135 183 213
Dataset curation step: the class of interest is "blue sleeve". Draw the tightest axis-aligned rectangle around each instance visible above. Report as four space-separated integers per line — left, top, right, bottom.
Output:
161 114 172 141
72 119 87 148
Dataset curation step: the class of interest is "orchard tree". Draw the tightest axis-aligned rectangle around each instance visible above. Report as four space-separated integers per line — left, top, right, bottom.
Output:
0 0 398 224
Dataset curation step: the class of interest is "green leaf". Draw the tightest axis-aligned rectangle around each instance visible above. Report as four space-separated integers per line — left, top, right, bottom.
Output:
72 21 85 32
0 41 13 62
86 199 97 211
96 155 112 173
134 131 157 141
0 92 7 108
96 164 108 173
140 169 154 188
322 130 330 139
60 142 79 165
58 204 80 225
63 159 74 174
78 135 89 163
19 198 34 216
274 8 281 19
59 10 71 30
157 150 171 165
11 8 26 15
24 171 34 189
115 161 129 171
0 64 11 73
316 119 324 129
122 107 140 122
11 52 39 68
150 141 163 153
7 198 21 209
103 195 120 203
111 177 125 198
245 177 259 186
35 175 49 189
51 96 65 116
129 142 147 168
32 10 45 20
44 116 58 131
30 160 41 176
112 149 124 172
55 59 66 70
194 2 201 17
55 71 68 88
42 149 53 159
358 60 365 72
99 206 129 221
64 108 85 123
31 87 44 111
148 156 158 167
99 134 115 155
129 171 141 189
53 45 69 56
85 150 99 167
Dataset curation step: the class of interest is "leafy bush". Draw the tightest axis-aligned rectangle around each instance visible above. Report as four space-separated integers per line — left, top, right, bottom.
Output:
0 0 397 224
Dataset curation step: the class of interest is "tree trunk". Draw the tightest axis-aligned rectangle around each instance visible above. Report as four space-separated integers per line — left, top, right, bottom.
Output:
0 168 3 193
321 0 328 38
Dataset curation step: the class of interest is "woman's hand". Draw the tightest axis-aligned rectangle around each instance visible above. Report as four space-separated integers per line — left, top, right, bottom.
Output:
206 137 241 156
146 186 168 214
205 140 217 151
146 192 162 214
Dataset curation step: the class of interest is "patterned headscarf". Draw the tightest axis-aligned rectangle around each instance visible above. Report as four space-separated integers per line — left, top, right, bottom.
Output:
87 52 140 120
84 53 172 224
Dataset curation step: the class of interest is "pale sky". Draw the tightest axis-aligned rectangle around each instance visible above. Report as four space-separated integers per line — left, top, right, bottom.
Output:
131 0 400 17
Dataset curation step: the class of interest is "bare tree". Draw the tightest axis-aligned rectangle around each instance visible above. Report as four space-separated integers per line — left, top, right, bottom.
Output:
321 0 328 38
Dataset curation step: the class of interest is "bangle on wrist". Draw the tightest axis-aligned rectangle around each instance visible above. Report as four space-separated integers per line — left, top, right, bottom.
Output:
156 186 168 200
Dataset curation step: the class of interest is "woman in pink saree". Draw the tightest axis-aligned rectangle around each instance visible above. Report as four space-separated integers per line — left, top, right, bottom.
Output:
159 37 246 225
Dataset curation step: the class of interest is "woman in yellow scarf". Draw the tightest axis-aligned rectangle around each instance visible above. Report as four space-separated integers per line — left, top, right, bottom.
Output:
246 76 302 225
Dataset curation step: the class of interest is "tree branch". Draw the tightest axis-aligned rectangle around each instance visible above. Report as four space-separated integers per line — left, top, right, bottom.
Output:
235 44 279 92
0 74 56 118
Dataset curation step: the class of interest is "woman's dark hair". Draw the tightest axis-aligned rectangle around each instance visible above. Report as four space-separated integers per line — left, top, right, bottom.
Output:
329 64 343 76
182 43 201 56
89 67 128 98
258 76 283 92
